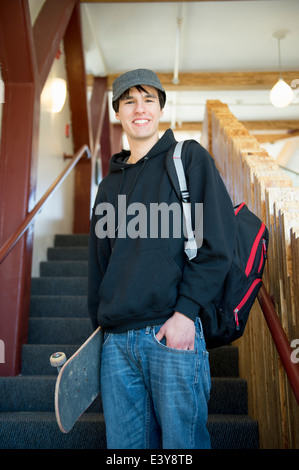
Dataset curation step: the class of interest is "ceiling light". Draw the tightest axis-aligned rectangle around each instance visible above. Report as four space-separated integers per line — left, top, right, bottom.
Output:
41 78 67 113
270 78 294 108
270 31 294 108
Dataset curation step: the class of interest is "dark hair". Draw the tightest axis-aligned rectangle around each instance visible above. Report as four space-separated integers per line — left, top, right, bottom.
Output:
112 85 166 112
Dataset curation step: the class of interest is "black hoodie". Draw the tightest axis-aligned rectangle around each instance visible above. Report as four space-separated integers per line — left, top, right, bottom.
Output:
88 129 237 332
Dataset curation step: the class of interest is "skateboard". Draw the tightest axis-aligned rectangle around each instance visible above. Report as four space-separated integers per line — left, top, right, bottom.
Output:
50 326 103 433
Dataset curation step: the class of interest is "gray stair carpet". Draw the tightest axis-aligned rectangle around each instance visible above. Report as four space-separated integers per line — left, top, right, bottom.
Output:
0 234 259 449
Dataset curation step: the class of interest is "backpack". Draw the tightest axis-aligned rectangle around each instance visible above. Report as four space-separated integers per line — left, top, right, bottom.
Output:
166 140 269 348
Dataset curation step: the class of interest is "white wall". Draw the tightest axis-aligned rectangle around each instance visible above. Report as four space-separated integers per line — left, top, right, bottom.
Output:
31 44 75 276
28 0 76 276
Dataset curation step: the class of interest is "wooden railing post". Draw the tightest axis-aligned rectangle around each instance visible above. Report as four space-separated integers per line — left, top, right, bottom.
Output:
0 0 40 377
64 3 93 233
0 0 77 376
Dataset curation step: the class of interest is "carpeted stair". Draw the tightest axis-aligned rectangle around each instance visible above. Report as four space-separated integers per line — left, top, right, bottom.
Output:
0 234 259 449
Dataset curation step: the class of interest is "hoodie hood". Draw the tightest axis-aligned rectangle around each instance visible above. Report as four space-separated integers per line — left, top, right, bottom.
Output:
108 128 177 173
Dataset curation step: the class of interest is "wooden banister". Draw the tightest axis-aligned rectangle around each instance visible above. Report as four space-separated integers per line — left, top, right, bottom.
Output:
0 144 90 265
258 283 299 405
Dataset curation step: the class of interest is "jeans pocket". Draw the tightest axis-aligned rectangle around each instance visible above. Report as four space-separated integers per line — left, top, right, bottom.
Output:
152 328 197 355
102 331 112 347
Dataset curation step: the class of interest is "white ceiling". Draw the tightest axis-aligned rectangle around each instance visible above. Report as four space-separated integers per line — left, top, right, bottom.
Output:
80 0 299 126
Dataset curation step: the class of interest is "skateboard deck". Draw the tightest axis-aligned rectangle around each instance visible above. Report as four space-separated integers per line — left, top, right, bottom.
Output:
50 326 103 433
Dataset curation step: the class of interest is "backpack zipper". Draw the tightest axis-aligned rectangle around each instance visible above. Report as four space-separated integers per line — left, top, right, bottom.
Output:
234 202 246 216
245 223 266 276
233 278 263 330
258 238 267 273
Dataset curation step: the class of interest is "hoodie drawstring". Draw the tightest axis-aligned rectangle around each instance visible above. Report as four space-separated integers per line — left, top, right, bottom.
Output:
126 156 148 199
114 156 149 242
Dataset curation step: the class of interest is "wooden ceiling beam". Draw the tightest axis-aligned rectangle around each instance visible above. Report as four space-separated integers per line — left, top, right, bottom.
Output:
33 0 76 90
241 120 299 131
88 71 299 91
103 71 299 91
158 120 299 143
158 120 299 132
253 132 299 143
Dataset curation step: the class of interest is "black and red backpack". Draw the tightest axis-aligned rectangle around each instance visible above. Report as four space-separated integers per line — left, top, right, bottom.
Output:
166 140 269 348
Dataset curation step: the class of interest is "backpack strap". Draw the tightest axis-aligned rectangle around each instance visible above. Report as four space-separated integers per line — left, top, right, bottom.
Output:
166 140 197 261
172 141 190 202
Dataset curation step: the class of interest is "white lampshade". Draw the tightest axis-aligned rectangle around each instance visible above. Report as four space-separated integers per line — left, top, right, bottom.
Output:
269 31 294 108
270 78 294 108
41 78 67 113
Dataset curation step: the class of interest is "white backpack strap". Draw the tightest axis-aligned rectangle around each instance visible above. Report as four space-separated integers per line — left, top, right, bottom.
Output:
173 142 198 260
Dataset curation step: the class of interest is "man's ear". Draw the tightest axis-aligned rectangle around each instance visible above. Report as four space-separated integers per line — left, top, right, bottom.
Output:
115 112 120 121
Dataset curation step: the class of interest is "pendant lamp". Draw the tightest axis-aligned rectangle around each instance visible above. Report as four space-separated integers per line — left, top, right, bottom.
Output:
270 31 294 108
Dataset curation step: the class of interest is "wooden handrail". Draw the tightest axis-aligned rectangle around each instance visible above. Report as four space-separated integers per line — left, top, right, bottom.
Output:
258 283 299 405
0 145 91 265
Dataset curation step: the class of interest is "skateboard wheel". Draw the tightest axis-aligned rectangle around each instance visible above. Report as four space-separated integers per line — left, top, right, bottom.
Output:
50 352 67 368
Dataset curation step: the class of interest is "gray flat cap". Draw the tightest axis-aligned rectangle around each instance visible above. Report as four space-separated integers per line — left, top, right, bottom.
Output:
112 69 166 103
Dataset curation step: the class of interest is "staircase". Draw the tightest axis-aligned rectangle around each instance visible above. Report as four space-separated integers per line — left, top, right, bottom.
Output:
0 234 259 449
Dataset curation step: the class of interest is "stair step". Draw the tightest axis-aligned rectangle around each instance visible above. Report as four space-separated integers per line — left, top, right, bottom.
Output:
21 343 239 378
0 376 103 413
0 412 258 449
0 376 58 412
209 378 248 414
208 414 259 449
30 295 88 318
40 261 88 277
209 346 239 378
21 344 79 375
0 412 106 449
48 247 88 261
54 234 89 247
31 277 87 295
28 318 93 344
0 375 247 415
3 233 258 449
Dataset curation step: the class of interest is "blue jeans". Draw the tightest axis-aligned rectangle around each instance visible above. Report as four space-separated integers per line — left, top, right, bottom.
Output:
100 317 211 449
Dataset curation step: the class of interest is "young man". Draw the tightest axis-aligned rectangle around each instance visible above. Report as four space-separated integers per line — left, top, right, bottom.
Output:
88 69 237 449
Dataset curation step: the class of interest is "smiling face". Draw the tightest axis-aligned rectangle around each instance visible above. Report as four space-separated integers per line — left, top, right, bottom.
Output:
115 85 164 148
